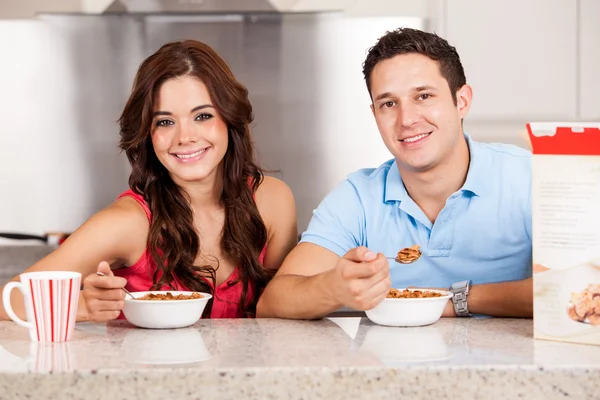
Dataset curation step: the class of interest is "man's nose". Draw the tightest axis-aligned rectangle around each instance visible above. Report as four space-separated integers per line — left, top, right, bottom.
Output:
397 102 420 128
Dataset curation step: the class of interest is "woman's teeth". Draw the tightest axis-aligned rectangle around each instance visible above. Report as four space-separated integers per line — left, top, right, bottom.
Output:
175 149 206 159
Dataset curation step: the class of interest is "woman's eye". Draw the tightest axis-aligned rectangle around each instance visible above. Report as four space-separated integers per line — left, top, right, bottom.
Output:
155 119 173 127
195 113 213 121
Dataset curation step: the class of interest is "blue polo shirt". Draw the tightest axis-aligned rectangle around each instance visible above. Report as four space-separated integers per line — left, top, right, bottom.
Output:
300 135 532 288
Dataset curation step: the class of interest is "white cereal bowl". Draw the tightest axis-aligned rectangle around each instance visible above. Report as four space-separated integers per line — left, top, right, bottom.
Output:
122 291 212 329
365 288 453 327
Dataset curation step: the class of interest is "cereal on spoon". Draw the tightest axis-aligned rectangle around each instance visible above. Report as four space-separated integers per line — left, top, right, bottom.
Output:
395 245 422 264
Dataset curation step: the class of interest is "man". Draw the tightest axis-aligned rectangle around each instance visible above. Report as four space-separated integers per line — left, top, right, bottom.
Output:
257 28 532 319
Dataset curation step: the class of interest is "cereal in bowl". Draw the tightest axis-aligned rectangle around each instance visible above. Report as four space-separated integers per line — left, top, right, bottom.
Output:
386 288 444 299
138 292 204 301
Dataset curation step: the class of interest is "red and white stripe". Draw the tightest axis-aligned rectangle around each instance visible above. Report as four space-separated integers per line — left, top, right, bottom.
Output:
34 342 74 372
27 276 80 342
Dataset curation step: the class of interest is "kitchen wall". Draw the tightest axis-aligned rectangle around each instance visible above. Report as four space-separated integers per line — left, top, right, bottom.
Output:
0 15 141 235
0 0 598 236
0 12 423 235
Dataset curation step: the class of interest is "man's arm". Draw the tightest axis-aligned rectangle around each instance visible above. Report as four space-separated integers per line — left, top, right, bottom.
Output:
256 178 391 320
258 243 342 319
442 278 533 317
257 243 390 319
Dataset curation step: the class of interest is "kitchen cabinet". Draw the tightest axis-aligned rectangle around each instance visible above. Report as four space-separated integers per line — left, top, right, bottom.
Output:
579 0 600 121
0 1 115 18
342 0 434 17
443 0 577 121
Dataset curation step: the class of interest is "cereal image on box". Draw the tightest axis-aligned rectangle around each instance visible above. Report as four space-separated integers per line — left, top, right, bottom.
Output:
567 285 600 326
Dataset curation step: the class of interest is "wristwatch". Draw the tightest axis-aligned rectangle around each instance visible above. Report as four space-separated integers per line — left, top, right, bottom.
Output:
449 280 472 317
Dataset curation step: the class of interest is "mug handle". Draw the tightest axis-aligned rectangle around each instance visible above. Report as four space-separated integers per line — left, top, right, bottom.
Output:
2 282 34 329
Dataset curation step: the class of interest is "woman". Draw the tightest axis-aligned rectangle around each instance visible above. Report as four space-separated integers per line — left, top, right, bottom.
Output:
1 40 298 321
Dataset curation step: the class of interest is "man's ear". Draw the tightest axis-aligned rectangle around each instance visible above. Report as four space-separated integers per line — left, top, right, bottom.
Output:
370 103 375 117
456 84 472 119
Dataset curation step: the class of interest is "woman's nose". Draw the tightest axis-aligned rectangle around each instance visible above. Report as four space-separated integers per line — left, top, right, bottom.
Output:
175 122 197 145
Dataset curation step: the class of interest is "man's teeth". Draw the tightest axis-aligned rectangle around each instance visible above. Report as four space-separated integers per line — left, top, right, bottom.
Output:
176 149 206 159
403 133 430 143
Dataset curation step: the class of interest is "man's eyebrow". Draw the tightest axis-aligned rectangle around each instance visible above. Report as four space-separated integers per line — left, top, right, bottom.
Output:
374 92 393 102
412 85 437 92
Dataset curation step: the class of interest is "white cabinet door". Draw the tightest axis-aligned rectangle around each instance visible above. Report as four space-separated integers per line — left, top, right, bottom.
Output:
0 0 84 18
580 0 600 121
444 0 577 121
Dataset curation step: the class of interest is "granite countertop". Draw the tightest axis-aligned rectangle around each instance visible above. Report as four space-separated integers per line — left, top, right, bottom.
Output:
1 317 599 399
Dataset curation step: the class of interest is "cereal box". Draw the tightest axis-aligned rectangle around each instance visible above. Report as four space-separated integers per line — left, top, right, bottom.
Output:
529 122 600 345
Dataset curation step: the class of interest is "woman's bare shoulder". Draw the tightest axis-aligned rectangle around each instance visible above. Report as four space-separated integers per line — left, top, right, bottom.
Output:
255 176 293 203
254 176 298 269
96 195 150 229
59 195 150 261
255 175 296 228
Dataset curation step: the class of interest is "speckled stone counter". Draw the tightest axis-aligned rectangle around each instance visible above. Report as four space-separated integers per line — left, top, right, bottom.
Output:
1 317 599 400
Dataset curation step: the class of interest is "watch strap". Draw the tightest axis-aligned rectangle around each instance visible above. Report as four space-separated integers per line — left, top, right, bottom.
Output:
450 280 472 317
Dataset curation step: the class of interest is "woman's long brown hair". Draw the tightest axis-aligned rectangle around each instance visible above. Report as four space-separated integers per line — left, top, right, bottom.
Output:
118 40 270 317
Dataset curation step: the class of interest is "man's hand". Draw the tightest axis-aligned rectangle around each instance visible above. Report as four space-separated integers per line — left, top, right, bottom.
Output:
329 246 391 311
407 285 456 317
442 297 456 317
533 264 550 273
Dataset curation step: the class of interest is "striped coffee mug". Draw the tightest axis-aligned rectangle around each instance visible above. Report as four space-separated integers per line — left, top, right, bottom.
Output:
2 271 81 342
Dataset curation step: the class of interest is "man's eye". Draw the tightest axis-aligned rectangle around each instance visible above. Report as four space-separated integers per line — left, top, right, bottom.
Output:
418 94 431 100
381 101 395 109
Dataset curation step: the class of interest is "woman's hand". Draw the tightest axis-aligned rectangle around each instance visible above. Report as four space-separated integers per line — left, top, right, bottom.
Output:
82 262 127 322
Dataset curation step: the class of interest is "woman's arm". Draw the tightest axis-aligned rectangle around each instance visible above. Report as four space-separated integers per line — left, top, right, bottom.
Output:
0 197 149 322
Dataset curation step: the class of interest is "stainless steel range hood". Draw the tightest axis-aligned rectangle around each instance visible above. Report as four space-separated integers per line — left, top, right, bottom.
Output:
0 0 353 19
102 0 355 14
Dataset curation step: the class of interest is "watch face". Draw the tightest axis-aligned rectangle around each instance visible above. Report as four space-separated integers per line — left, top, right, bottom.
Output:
452 280 470 291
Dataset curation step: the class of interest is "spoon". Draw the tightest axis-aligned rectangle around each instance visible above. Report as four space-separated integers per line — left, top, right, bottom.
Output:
96 271 136 299
386 257 419 264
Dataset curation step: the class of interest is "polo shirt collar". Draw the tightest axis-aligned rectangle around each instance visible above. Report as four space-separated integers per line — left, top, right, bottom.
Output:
384 133 487 203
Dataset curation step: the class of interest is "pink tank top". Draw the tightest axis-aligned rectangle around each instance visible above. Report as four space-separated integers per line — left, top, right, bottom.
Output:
113 190 266 318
